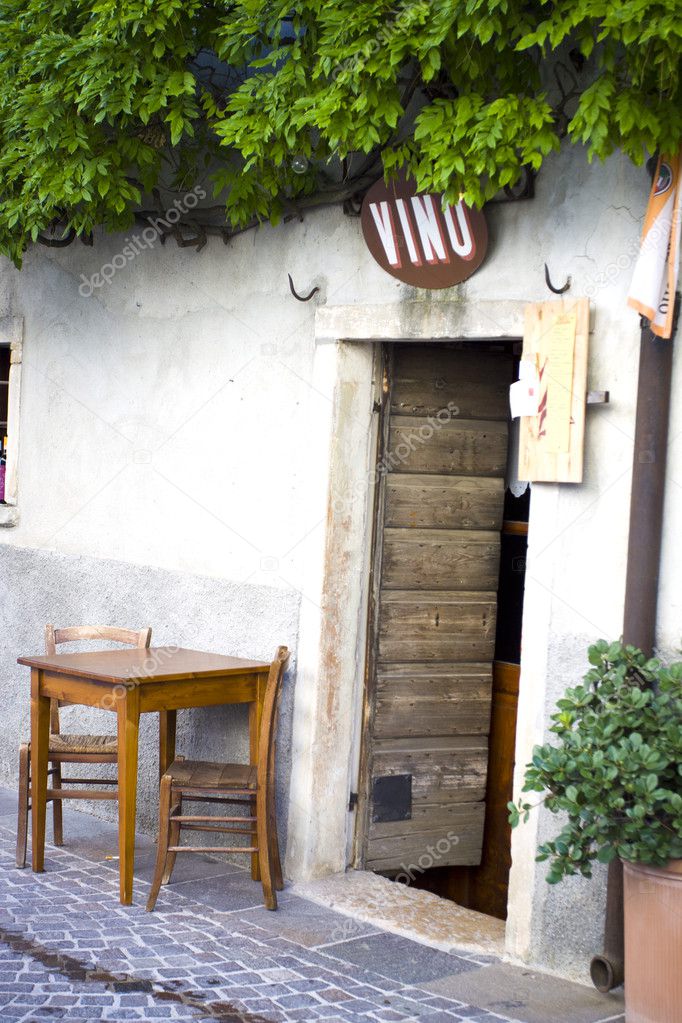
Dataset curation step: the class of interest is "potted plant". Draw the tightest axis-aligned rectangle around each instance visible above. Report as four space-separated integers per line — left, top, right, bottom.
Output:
509 640 682 1023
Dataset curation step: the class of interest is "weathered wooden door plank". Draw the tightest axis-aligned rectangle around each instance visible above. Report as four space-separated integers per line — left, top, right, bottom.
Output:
366 802 486 870
390 347 512 421
378 591 497 662
374 664 492 738
381 528 501 591
388 417 508 477
385 474 505 530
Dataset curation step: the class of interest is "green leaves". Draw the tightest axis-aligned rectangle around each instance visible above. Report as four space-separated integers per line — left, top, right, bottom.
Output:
0 0 681 263
409 91 558 207
510 639 682 884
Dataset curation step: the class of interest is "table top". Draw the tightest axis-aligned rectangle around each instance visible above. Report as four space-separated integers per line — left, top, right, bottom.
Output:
17 647 270 685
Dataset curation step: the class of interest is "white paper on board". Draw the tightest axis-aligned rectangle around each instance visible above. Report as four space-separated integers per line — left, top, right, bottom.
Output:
509 373 541 419
518 358 537 381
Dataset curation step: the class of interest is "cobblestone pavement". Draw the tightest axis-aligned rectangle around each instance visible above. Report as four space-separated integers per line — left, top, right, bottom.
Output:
0 802 625 1023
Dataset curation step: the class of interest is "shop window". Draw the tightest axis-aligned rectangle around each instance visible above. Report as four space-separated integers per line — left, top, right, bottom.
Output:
0 345 8 450
0 321 23 525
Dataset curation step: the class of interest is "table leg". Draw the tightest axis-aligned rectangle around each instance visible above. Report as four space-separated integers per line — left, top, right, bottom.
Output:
117 685 141 905
249 671 268 881
30 669 50 873
158 710 177 778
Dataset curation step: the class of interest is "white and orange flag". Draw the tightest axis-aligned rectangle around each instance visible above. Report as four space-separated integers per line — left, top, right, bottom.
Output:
628 152 682 338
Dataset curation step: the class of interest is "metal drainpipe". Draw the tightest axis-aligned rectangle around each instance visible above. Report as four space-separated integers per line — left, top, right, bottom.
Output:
590 300 678 992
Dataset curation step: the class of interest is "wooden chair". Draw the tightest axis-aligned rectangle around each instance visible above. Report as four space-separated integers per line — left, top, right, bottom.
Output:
16 624 152 868
146 645 290 912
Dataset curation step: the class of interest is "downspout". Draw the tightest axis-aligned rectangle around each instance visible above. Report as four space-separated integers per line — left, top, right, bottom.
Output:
590 299 678 992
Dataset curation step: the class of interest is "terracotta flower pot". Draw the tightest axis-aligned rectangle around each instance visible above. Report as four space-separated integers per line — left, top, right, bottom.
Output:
623 858 682 1023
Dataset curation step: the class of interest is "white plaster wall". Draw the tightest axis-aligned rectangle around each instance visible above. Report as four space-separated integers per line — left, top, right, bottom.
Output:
2 144 645 603
0 141 678 980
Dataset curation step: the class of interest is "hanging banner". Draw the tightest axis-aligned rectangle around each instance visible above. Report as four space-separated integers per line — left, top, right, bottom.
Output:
360 172 487 289
517 299 590 483
627 153 682 338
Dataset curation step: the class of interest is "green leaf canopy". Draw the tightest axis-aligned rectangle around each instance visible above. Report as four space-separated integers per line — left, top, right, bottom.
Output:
0 0 680 264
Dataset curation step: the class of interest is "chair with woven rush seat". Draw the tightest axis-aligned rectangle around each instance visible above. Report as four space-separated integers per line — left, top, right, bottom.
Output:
146 645 289 912
16 624 152 868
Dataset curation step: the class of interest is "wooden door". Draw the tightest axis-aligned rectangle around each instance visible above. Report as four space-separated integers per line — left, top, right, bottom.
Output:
358 344 513 872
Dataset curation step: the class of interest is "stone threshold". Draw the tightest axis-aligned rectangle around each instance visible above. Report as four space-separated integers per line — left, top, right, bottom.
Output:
293 868 507 959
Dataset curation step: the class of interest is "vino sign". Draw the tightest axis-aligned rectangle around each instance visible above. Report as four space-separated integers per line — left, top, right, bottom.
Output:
360 172 488 289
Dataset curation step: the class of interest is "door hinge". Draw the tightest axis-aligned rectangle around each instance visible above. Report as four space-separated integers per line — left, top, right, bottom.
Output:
348 791 359 811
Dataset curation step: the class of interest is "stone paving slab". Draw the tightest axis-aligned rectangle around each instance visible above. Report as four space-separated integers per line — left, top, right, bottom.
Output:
423 964 625 1023
316 935 480 985
234 901 378 950
0 793 624 1023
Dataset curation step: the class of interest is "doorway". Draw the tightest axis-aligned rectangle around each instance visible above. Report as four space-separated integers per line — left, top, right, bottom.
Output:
355 340 527 921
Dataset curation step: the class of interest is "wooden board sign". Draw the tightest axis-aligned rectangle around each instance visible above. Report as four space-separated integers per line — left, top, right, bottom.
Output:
518 298 589 483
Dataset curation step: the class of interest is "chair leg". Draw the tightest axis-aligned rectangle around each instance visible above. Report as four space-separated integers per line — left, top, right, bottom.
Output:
256 785 277 911
267 788 284 891
264 742 284 891
52 762 64 847
147 775 173 912
251 808 261 882
161 793 182 885
16 744 30 869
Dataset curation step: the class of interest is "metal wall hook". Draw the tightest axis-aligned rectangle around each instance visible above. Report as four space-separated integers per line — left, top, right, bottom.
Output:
288 273 320 302
544 263 571 295
37 226 77 248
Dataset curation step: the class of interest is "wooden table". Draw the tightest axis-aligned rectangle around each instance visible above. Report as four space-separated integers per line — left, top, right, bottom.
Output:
17 647 270 905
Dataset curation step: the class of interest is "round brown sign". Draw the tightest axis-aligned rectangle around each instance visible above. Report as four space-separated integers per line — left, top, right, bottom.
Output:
360 172 488 289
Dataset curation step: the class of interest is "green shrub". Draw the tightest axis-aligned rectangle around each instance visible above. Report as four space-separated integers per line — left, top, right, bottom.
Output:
509 640 682 884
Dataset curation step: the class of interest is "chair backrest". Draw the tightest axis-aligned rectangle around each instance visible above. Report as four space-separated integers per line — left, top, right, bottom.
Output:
45 624 152 732
45 625 152 656
257 646 290 790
